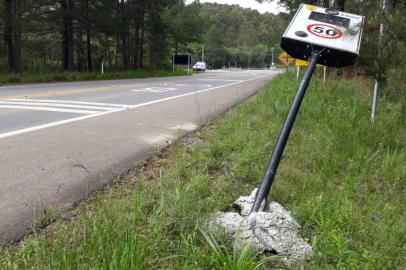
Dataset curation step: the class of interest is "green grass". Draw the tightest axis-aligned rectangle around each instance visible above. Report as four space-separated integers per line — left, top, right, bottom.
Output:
0 69 188 85
0 74 404 269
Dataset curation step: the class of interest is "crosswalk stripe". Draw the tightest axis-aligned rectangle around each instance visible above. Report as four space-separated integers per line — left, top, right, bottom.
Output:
7 99 129 108
0 101 119 111
0 105 100 114
129 87 177 93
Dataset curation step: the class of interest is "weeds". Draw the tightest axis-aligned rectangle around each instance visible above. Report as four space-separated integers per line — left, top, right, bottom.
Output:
201 229 279 270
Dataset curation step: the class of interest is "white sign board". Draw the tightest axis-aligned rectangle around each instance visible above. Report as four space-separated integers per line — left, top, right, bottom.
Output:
281 4 364 67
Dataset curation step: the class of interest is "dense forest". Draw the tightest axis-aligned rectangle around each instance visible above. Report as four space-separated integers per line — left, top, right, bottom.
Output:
0 0 405 100
0 0 201 73
0 0 287 74
191 3 288 69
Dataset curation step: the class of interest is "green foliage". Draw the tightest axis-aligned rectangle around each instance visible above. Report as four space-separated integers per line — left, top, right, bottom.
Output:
0 0 193 74
0 0 289 73
163 1 203 52
200 230 278 270
0 74 404 269
199 3 288 68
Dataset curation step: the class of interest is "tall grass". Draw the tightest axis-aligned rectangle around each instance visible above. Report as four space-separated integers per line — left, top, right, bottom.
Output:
200 230 278 270
0 74 404 269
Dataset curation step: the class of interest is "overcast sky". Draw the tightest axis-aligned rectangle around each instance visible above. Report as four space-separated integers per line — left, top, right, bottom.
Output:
185 0 285 14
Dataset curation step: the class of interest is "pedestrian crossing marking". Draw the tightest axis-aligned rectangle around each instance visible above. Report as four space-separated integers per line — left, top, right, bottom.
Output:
8 99 129 108
0 99 130 115
130 87 178 93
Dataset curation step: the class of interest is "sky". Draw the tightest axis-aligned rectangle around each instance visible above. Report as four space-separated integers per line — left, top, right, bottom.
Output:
185 0 286 14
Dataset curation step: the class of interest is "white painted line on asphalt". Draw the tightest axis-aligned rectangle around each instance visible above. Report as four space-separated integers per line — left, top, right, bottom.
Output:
125 77 264 109
130 87 177 93
0 105 100 114
0 110 122 139
0 75 270 139
0 101 120 111
8 99 129 108
197 79 242 82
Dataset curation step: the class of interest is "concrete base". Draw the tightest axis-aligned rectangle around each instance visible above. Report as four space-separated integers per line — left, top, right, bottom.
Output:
212 189 313 266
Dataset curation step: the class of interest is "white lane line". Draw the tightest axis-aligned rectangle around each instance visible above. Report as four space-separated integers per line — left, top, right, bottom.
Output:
199 84 213 88
130 87 177 93
0 75 271 139
8 99 129 108
0 101 120 111
197 79 242 82
0 105 99 114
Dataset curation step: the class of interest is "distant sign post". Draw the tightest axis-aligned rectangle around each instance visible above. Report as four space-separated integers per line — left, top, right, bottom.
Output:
172 54 192 74
295 59 326 82
278 51 294 72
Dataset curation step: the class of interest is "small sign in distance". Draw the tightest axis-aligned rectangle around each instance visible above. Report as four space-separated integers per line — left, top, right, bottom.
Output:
278 51 294 67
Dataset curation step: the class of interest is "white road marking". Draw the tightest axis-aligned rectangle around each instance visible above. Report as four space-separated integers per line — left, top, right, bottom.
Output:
0 105 99 114
0 75 271 139
0 101 121 111
197 79 242 82
8 99 129 108
130 87 178 93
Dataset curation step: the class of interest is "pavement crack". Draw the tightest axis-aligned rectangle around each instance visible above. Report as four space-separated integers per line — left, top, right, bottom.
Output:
69 163 90 175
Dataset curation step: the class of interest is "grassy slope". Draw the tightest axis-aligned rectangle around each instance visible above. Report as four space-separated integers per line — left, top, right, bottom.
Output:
0 74 404 269
0 69 188 84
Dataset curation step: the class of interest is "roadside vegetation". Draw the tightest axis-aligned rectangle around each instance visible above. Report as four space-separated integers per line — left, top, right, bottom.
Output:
1 0 404 105
0 73 404 269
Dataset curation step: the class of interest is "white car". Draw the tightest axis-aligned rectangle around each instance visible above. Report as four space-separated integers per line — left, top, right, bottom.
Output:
192 62 206 72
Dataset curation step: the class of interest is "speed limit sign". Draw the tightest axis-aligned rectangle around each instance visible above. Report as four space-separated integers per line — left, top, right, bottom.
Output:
306 24 343 39
281 4 364 67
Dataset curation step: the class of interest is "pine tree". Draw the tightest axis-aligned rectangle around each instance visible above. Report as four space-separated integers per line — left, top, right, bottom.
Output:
4 0 21 73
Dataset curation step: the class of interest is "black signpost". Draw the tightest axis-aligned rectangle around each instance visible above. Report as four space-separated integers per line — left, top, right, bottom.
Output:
251 50 321 213
250 4 364 214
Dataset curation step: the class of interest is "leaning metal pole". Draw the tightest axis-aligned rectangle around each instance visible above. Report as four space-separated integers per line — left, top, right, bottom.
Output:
250 50 321 213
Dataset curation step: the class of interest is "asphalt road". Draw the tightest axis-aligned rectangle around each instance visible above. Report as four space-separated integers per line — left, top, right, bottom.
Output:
0 69 279 243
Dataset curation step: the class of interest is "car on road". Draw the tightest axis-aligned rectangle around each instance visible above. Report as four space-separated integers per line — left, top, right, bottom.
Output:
192 62 206 72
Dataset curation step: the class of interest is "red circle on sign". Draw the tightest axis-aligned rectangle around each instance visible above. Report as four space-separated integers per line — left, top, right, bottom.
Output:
307 23 343 39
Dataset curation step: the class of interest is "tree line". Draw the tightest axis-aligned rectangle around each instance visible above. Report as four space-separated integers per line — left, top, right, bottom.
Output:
196 3 288 69
0 0 204 74
0 0 291 74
